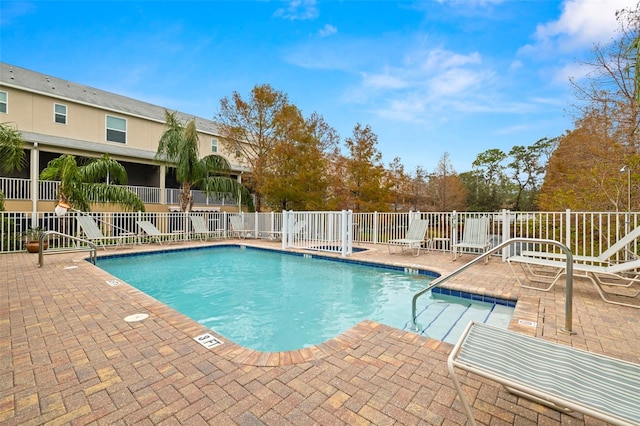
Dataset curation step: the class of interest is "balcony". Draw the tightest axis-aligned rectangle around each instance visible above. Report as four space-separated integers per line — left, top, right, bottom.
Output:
0 176 239 207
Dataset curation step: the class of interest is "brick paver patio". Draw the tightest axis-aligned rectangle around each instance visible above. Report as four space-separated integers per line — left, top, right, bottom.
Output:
2 240 639 425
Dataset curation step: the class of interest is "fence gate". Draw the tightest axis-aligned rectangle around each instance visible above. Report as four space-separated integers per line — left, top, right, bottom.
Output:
282 210 353 257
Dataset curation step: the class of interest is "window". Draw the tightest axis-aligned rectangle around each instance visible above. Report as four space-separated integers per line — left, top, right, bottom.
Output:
0 91 7 114
211 137 218 153
54 103 67 124
106 115 126 143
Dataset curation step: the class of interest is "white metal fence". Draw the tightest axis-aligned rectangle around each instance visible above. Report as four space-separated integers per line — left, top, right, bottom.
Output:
1 209 638 260
282 210 353 256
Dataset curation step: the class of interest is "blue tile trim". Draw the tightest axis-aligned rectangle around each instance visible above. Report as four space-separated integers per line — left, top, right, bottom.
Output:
432 287 517 307
245 246 440 277
96 244 441 279
95 244 240 261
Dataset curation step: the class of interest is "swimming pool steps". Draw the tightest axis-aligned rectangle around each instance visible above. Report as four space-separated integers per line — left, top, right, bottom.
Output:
408 295 514 345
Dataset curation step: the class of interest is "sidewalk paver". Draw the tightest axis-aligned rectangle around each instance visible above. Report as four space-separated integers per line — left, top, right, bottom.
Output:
2 240 639 425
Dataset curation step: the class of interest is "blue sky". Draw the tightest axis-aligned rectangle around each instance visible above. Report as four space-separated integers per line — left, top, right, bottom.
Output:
0 0 634 173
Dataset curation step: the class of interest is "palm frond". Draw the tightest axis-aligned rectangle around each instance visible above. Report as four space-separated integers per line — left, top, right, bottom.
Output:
80 154 128 184
83 183 145 212
201 176 254 210
0 122 27 173
155 110 185 164
201 154 231 172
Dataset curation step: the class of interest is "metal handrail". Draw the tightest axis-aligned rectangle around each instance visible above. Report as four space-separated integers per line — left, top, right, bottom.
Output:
411 238 575 334
38 231 97 267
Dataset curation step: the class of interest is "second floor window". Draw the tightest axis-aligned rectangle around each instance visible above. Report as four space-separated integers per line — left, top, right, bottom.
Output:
54 103 67 124
211 137 218 153
0 91 7 114
106 115 126 143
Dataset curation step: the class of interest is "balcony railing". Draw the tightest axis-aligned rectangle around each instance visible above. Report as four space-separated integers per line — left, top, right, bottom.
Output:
0 177 237 206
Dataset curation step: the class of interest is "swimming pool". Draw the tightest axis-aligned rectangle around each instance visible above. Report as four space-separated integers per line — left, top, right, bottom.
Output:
97 245 513 351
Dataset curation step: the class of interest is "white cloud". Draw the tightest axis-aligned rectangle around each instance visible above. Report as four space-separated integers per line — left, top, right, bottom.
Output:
361 71 408 90
347 47 499 124
418 49 482 71
509 60 523 72
318 24 337 37
427 68 487 97
549 61 591 85
521 0 630 56
274 0 319 21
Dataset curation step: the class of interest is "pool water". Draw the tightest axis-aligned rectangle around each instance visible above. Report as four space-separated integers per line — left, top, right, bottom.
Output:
97 246 513 351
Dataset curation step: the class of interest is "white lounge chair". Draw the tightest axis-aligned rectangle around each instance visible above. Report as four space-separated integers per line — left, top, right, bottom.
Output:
449 321 640 426
136 220 179 245
520 226 640 265
190 215 223 241
507 253 640 308
452 217 491 263
77 215 125 250
229 216 253 239
387 219 430 256
276 220 307 244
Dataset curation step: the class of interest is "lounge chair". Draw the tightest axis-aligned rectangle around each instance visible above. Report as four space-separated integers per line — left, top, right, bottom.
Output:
387 219 430 256
259 222 286 240
452 217 491 263
229 216 253 239
76 215 125 250
136 220 179 245
449 321 640 426
190 215 223 241
261 229 283 240
507 253 640 308
520 226 640 265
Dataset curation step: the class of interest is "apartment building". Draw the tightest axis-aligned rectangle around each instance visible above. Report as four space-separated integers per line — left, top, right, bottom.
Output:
0 62 249 213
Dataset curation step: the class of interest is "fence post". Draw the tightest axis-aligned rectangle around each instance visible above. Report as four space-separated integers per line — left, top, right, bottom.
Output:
502 209 510 261
340 210 348 257
452 211 458 250
254 211 259 238
373 212 379 245
30 146 39 227
566 208 571 252
223 211 228 238
270 211 275 236
347 210 353 255
282 210 290 249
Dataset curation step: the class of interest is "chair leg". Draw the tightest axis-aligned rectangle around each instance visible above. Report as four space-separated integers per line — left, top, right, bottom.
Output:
447 364 478 426
507 261 562 291
587 274 640 308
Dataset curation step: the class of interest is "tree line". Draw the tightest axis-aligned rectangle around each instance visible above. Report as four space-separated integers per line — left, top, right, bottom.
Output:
205 83 558 213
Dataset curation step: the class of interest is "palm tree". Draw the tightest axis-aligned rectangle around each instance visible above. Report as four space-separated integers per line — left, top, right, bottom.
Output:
155 110 254 212
0 122 27 211
39 154 145 212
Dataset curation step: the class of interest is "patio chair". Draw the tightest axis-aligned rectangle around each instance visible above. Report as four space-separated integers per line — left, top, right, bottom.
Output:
387 219 430 256
229 216 253 239
136 220 179 245
520 226 640 266
452 217 491 263
507 253 640 308
77 215 125 250
449 321 640 426
190 215 223 241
